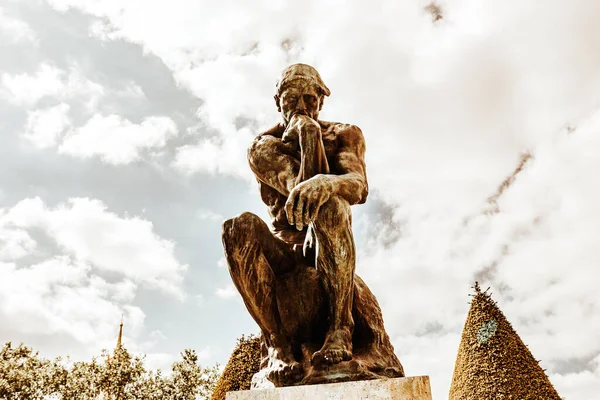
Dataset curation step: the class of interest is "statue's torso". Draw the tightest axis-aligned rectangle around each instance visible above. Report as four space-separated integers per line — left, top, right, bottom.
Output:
256 120 350 245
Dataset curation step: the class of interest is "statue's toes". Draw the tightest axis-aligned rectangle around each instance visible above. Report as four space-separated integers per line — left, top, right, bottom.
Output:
312 349 351 366
327 349 352 364
284 361 304 382
310 350 325 366
267 369 281 386
268 361 303 386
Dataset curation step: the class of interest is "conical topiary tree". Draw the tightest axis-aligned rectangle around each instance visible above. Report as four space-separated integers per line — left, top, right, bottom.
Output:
449 283 561 399
211 335 261 400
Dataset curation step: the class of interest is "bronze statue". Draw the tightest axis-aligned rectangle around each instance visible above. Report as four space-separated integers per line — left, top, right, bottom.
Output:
222 64 404 387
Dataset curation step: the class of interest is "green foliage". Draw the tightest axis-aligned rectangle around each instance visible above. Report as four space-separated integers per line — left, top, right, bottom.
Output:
0 342 61 400
211 334 261 400
0 342 220 400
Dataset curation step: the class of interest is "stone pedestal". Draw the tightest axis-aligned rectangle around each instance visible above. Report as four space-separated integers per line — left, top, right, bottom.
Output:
226 376 432 400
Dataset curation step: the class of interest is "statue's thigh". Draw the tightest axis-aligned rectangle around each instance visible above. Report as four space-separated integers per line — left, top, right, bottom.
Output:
224 212 296 274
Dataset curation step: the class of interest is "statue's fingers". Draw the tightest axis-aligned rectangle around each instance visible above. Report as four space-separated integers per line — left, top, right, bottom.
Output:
294 196 304 231
302 198 313 227
312 202 323 222
285 194 295 226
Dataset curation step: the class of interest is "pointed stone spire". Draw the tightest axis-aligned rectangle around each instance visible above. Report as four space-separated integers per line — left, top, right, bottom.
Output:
116 314 123 350
449 283 561 399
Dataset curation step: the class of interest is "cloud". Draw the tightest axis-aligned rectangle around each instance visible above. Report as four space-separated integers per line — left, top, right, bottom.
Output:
1 197 187 297
11 69 176 165
216 257 227 269
59 114 178 164
0 62 104 107
0 7 37 43
196 346 212 360
1 63 64 105
173 127 254 179
0 225 36 261
0 258 139 343
215 284 237 300
114 81 146 99
22 103 71 149
196 208 223 221
358 108 600 396
0 196 191 360
43 0 287 179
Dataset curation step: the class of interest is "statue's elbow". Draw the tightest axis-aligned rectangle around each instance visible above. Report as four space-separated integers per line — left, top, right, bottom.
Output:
247 141 258 168
247 138 266 173
358 185 368 204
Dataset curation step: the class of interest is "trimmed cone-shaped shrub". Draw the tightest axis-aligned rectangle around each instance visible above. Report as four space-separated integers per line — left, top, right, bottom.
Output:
211 335 261 400
449 283 561 400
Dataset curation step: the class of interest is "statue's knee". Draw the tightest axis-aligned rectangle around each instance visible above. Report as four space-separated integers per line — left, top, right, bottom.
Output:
222 212 261 245
318 196 351 227
322 196 349 214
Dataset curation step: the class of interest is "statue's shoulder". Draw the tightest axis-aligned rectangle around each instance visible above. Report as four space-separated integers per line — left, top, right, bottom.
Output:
248 123 285 155
255 123 285 140
320 120 364 145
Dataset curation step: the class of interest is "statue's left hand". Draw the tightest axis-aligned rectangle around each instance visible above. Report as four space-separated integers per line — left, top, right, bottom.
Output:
285 175 332 231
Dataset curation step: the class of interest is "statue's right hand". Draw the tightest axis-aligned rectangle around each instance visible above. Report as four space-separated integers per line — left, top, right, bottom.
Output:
283 114 320 152
282 125 299 149
285 175 332 231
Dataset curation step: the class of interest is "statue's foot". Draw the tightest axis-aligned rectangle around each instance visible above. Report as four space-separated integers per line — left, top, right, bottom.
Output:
311 329 352 366
265 336 305 386
267 360 304 386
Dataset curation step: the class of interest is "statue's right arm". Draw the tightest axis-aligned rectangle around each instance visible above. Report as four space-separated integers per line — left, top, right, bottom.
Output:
248 125 300 197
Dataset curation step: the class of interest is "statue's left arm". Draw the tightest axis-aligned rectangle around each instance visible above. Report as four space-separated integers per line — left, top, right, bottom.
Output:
285 125 368 230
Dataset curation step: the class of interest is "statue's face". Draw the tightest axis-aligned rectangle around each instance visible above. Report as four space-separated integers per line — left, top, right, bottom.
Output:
278 81 322 126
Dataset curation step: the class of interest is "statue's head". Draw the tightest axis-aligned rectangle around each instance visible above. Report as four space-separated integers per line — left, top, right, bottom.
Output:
274 63 331 126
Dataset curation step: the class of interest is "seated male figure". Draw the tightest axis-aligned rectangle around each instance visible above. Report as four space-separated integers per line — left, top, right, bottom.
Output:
222 64 403 387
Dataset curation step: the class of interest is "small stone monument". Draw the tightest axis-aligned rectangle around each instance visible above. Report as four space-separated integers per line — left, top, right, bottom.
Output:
221 64 421 395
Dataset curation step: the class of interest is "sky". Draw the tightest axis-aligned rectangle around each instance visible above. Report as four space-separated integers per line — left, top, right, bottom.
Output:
1 0 599 398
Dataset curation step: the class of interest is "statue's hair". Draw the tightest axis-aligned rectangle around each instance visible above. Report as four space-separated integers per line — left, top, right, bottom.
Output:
275 64 331 98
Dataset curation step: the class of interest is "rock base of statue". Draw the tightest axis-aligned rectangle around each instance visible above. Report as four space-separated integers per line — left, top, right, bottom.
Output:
226 376 432 400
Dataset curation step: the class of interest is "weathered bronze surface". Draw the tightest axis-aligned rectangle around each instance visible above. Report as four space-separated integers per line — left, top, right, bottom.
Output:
222 64 404 387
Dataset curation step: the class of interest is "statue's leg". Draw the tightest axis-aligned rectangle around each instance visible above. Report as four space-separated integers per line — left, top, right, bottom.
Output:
221 212 303 383
310 196 355 366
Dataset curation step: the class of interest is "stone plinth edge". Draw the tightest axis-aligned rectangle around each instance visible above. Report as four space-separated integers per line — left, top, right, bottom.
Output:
226 376 432 400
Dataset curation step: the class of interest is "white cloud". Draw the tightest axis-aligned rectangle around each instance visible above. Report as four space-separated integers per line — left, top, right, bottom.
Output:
1 64 64 105
0 7 37 43
0 196 191 360
195 208 223 221
358 108 600 396
1 197 187 297
22 103 72 148
215 283 237 300
0 63 104 107
196 346 212 360
144 352 176 372
59 114 178 164
0 224 36 261
173 127 254 179
216 257 227 269
0 258 143 354
115 81 146 99
17 102 177 165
